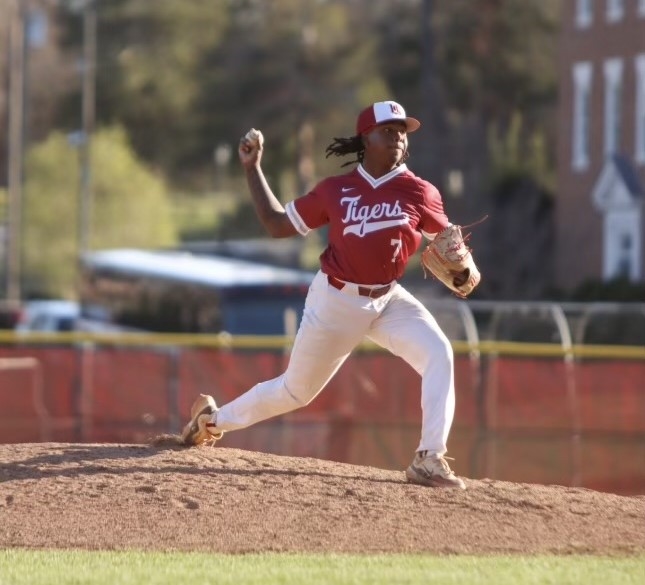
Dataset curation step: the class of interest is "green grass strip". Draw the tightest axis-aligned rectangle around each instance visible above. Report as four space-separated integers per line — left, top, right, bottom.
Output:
0 550 644 585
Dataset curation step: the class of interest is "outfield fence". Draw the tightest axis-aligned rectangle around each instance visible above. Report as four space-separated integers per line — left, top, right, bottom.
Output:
1 300 644 495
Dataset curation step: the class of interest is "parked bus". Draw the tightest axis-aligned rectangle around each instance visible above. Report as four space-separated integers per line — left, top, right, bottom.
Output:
79 248 314 335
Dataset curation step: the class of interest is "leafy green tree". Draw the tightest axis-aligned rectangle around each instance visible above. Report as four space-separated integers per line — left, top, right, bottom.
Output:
50 0 560 266
22 126 177 298
436 0 559 120
172 0 391 189
59 0 392 190
488 111 554 193
60 0 230 182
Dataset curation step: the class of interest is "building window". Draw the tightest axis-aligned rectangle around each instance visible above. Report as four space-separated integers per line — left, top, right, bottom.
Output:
606 0 624 22
604 211 642 281
636 55 645 164
576 0 594 27
604 58 623 156
573 62 593 170
639 0 645 18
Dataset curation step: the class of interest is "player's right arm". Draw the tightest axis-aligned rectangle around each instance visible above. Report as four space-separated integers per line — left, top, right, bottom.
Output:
239 129 298 238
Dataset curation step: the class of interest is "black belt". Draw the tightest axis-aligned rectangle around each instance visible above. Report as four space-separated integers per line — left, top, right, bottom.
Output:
327 275 392 299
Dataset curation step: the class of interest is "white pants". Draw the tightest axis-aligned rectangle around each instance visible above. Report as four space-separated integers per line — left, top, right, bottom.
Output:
215 270 455 455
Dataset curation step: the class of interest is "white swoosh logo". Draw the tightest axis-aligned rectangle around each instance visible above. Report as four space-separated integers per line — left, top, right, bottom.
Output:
341 187 354 192
343 217 409 237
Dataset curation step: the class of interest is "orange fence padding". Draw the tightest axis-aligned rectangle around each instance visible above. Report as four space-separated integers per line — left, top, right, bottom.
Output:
0 345 643 495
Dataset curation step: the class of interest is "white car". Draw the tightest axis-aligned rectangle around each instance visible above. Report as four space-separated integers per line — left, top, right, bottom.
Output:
15 300 81 333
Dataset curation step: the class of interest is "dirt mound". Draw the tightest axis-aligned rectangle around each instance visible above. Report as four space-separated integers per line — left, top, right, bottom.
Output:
1 443 643 555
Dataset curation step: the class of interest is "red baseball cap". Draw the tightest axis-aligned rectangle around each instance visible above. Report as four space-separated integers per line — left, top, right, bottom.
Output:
356 101 421 135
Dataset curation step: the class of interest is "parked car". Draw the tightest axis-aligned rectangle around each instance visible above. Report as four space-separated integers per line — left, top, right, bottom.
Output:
15 300 81 333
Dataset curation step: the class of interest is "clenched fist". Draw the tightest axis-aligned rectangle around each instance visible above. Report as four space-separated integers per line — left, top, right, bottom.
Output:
239 128 264 168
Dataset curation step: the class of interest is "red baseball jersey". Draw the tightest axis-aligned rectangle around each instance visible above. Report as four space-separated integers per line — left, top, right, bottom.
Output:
285 164 449 285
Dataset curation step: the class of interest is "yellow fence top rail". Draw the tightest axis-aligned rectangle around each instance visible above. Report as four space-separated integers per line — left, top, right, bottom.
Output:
1 330 644 360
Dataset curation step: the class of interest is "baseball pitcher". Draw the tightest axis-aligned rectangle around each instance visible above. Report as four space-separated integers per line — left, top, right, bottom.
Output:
182 101 480 489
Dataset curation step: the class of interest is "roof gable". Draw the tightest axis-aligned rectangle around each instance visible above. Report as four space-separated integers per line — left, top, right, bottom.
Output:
592 154 643 212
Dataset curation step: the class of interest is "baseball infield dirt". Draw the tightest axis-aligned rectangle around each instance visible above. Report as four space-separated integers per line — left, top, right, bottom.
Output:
1 442 644 555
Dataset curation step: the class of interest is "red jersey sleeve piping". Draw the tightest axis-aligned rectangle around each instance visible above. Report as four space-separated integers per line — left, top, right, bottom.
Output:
285 201 311 236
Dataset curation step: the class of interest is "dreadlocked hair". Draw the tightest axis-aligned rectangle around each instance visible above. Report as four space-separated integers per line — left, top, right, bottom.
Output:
325 134 410 168
325 135 365 168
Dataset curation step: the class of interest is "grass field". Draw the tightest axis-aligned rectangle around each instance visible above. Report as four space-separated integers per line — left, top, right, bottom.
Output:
1 550 644 585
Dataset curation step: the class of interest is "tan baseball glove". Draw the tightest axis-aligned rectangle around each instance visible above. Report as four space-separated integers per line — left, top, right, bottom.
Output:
421 224 481 298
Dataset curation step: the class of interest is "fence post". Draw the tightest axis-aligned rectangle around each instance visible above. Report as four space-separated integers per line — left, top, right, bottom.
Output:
78 342 95 441
167 346 181 434
550 303 581 487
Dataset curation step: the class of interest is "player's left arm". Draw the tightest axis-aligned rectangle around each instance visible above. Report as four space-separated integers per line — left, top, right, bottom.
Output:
418 182 479 291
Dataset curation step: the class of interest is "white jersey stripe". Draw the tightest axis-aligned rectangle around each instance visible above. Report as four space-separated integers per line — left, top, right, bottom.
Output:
357 163 408 188
285 201 311 236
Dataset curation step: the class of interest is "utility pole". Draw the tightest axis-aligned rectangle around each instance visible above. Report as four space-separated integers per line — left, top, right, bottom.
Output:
6 0 25 302
78 0 96 258
420 0 445 187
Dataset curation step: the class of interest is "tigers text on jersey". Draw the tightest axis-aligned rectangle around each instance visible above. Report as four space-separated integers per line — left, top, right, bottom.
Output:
285 164 449 285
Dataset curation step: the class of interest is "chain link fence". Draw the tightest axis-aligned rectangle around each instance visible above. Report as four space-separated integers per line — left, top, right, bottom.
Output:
1 301 644 494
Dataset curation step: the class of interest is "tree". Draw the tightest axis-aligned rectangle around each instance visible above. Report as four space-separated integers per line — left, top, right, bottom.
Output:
191 0 391 190
59 0 230 183
436 0 559 120
46 0 561 279
22 126 177 298
473 112 555 299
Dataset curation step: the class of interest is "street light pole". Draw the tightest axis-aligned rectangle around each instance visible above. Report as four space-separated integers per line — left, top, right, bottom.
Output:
6 0 26 302
78 0 96 258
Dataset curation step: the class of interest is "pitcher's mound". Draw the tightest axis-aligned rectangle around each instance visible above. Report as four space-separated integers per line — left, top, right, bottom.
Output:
1 443 643 554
